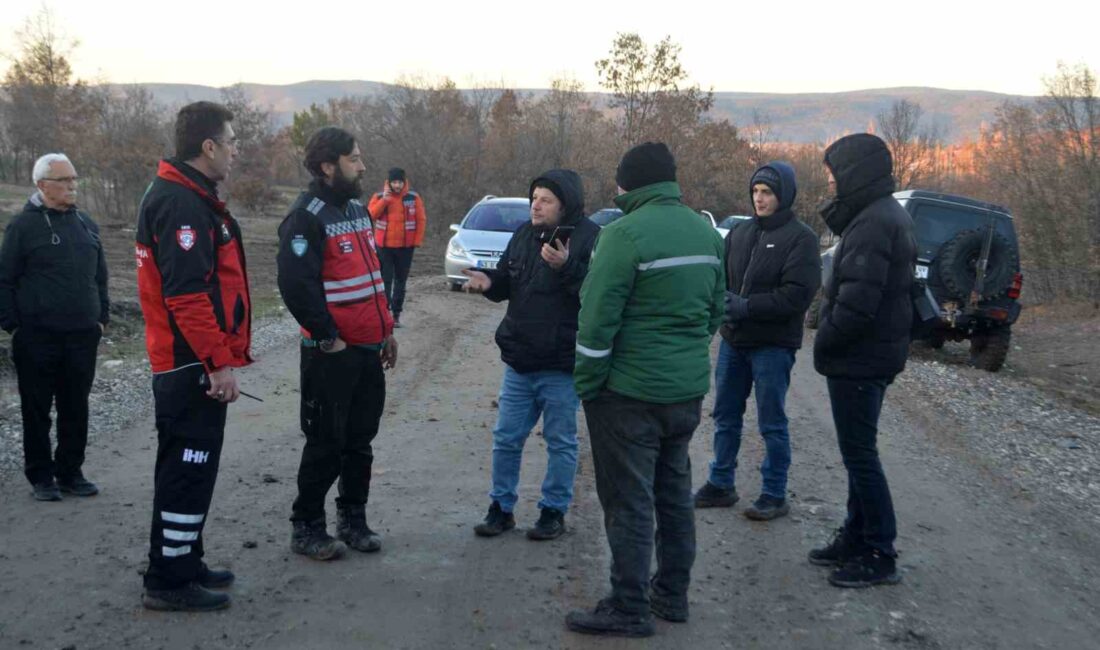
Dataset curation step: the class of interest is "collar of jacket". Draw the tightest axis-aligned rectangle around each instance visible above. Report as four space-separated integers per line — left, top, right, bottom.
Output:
754 208 794 231
25 191 79 216
613 181 683 215
310 178 355 210
158 159 230 217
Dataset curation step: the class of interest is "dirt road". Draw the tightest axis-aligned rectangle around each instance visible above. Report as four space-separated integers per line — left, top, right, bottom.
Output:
2 277 1098 649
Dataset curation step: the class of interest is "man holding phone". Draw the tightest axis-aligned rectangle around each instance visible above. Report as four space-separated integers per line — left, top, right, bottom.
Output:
462 169 599 541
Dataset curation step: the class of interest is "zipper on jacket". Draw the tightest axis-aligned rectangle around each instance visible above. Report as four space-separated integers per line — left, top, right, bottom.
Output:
351 205 390 340
739 231 766 296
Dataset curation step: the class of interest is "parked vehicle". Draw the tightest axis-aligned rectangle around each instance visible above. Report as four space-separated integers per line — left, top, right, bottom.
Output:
444 195 529 290
589 208 623 228
716 215 751 238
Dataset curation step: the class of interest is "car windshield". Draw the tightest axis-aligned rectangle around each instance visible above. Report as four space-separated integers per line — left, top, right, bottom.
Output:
911 203 1018 260
589 209 623 227
462 203 529 232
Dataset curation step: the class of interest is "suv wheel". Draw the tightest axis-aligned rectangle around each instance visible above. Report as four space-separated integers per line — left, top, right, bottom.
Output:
970 327 1011 372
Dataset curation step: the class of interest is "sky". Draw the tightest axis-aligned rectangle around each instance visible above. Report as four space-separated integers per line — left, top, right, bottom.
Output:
1 0 1097 96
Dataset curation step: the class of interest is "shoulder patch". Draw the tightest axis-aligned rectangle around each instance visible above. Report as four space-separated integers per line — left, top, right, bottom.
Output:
176 226 196 251
306 197 325 216
290 236 308 257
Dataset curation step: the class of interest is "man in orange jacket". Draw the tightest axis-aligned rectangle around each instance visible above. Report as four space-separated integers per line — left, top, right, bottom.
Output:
367 168 425 327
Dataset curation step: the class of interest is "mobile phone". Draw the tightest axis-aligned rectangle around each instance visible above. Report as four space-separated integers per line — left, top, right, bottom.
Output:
547 225 575 244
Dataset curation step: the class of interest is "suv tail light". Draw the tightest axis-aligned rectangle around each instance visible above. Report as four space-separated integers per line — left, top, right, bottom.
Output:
1006 272 1023 299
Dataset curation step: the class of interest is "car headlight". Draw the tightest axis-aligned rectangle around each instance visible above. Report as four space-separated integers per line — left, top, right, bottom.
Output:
447 237 468 258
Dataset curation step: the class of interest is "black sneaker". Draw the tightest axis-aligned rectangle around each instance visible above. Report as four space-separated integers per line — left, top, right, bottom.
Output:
565 599 655 638
198 563 235 589
828 549 902 588
694 482 738 508
291 518 346 561
32 479 62 502
336 505 382 553
142 582 231 612
474 501 515 537
526 507 565 541
744 494 790 521
57 473 99 497
809 528 864 567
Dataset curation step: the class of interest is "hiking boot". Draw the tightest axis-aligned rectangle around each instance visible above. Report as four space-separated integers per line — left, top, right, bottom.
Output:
198 563 235 589
649 591 688 623
291 518 346 561
142 582 230 612
565 599 656 638
828 549 902 588
526 507 565 541
693 482 738 508
32 479 62 502
474 501 515 537
744 494 790 521
336 505 382 553
57 473 99 497
809 527 864 567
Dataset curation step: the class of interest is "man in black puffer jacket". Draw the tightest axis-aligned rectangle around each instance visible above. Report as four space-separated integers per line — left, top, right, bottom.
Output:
809 133 916 589
695 161 820 521
462 169 599 541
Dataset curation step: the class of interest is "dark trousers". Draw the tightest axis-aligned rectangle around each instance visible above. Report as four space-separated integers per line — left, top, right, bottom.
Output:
145 364 228 590
584 390 702 616
291 345 386 522
378 247 415 316
12 326 100 485
826 377 897 556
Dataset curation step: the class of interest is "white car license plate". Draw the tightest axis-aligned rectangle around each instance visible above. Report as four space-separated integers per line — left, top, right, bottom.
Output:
478 260 498 270
915 264 929 280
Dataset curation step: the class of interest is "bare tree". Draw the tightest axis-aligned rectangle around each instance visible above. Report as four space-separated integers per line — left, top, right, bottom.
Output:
876 99 943 190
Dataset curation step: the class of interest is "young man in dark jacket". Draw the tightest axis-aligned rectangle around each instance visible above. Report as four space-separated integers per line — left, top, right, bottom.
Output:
810 133 916 588
278 127 398 561
462 169 598 541
695 162 820 520
136 101 250 612
0 153 109 501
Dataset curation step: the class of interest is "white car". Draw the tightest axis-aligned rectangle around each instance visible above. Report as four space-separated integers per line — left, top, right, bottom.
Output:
444 196 530 290
716 215 752 238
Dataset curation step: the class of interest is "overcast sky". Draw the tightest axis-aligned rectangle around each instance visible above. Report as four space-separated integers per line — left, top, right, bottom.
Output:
1 0 1096 95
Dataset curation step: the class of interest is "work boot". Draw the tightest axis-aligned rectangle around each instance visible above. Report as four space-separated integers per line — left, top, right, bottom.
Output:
526 507 565 541
142 582 230 612
57 472 99 497
744 494 790 520
474 501 515 537
32 479 62 502
565 599 655 638
693 482 738 508
291 517 346 561
809 527 864 567
336 505 382 553
198 563 235 589
649 583 688 623
828 549 902 588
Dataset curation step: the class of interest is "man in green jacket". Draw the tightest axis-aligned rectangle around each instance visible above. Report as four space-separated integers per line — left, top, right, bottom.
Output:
565 142 725 638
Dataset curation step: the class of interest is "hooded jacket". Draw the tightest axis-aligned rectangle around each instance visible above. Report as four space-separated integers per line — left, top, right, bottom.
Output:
0 193 109 334
481 169 599 374
813 134 917 380
368 180 426 248
720 161 821 349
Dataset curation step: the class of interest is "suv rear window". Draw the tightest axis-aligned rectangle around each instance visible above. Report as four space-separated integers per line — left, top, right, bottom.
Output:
463 203 529 232
911 202 1018 260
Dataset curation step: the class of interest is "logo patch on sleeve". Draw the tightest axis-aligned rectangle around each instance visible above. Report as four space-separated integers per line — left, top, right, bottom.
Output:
176 227 196 251
291 237 308 257
339 239 354 254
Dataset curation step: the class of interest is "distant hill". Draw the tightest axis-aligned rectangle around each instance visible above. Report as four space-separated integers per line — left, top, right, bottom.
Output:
112 80 1034 144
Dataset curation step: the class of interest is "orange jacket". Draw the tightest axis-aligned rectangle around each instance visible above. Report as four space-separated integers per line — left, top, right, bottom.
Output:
368 182 426 248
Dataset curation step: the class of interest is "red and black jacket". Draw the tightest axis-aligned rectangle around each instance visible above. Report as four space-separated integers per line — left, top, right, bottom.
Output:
136 159 253 374
277 180 394 345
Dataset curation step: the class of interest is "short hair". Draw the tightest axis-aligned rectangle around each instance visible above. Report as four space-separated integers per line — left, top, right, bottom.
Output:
303 127 357 178
175 101 234 161
32 153 73 183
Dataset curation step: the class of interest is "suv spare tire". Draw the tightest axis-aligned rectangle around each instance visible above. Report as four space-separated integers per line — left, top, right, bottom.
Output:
936 228 1018 301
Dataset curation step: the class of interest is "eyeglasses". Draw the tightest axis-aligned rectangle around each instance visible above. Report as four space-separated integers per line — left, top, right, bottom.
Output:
43 176 80 184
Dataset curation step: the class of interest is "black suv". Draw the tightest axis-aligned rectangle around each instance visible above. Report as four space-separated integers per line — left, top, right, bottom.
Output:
809 190 1023 372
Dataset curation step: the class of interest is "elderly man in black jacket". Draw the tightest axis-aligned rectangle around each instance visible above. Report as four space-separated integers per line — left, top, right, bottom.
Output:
462 169 599 541
694 161 820 520
0 153 109 501
809 133 916 588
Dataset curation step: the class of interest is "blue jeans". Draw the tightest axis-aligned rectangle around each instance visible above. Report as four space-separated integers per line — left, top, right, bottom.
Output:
708 342 796 498
490 366 579 513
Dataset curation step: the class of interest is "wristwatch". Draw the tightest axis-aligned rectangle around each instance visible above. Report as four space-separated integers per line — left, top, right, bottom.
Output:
318 338 336 352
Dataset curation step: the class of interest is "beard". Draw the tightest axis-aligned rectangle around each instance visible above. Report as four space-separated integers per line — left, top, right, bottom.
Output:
331 171 364 201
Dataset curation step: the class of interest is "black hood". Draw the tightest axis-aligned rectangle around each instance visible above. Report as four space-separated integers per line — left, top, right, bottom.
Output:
529 169 585 225
820 134 896 235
